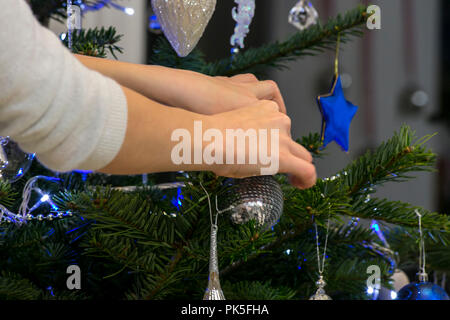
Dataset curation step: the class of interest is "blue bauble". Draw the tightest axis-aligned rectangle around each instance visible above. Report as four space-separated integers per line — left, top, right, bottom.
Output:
397 282 450 300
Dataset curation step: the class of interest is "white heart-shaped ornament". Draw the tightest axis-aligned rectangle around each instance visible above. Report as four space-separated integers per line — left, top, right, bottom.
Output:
151 0 217 57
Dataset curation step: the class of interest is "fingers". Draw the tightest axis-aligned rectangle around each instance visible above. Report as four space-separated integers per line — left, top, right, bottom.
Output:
281 136 316 189
252 80 287 114
222 74 287 114
287 138 313 163
229 73 259 83
281 154 317 190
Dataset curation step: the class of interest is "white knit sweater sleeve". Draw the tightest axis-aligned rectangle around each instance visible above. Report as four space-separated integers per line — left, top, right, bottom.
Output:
0 0 128 172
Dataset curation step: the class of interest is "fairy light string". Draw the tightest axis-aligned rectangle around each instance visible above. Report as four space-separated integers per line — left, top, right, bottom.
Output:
0 176 73 225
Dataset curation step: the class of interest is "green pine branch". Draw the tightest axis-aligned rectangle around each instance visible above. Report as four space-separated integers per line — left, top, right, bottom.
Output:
0 180 17 208
149 5 368 78
220 125 442 278
61 27 123 58
222 281 297 300
0 272 42 300
340 125 437 198
203 5 368 77
296 133 325 158
350 197 450 231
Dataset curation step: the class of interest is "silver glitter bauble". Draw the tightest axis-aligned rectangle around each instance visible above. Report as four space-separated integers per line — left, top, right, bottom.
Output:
0 137 34 183
288 0 319 31
226 176 284 230
309 276 332 300
151 0 217 57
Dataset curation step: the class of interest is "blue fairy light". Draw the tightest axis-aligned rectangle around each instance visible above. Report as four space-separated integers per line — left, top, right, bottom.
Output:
46 286 55 297
149 15 162 34
371 222 380 232
170 187 184 211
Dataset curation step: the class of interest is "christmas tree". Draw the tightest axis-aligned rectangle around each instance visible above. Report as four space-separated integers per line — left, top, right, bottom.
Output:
1 1 449 301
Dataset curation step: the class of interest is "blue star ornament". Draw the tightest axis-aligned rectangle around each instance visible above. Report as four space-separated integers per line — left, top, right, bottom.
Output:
317 76 358 152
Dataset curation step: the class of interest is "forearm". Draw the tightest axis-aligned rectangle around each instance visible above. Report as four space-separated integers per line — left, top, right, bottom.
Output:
75 54 199 108
99 86 214 175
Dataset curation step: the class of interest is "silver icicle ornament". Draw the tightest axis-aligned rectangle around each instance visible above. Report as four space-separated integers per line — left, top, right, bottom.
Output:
203 224 225 300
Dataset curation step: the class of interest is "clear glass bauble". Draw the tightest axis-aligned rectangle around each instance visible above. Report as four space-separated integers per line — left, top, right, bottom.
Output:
0 137 34 183
288 0 319 31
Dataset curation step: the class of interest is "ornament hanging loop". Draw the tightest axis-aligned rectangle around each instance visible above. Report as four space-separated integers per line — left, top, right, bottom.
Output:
334 32 341 77
415 209 427 281
200 182 219 226
313 210 331 277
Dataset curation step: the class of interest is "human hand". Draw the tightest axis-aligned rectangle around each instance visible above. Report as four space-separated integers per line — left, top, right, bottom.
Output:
100 86 315 189
75 55 286 115
165 70 287 115
205 100 316 190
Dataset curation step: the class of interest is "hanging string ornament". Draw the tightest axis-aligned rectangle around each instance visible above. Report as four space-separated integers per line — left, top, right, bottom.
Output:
317 33 359 152
396 210 450 300
200 183 225 300
288 0 319 31
230 0 256 53
309 209 332 300
151 0 217 57
0 137 35 183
